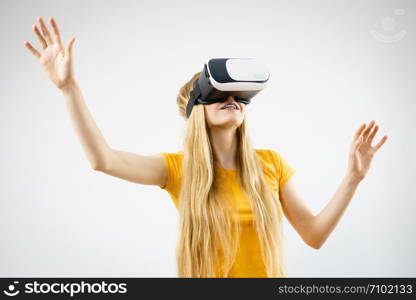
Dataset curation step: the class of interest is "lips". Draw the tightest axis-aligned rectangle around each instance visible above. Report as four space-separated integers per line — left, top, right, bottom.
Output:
220 102 238 110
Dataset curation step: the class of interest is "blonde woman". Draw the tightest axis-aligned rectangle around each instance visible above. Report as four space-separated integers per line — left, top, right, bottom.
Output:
24 17 388 278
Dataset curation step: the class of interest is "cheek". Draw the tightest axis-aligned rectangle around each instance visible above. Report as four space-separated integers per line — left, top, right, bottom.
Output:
204 106 215 124
205 105 218 118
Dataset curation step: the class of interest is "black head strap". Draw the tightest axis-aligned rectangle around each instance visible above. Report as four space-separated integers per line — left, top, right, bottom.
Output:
186 80 201 118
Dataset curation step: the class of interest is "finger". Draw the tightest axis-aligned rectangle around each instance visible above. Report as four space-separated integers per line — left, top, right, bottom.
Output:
33 24 47 50
353 135 364 153
23 40 41 59
367 124 379 144
65 37 76 58
50 17 64 50
373 136 388 152
350 134 363 155
354 123 366 141
362 120 376 139
38 17 54 45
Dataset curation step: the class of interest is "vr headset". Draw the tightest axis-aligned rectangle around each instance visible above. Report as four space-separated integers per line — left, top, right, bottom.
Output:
186 58 270 118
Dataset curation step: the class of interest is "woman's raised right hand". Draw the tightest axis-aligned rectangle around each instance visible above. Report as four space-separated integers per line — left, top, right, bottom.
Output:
24 17 77 90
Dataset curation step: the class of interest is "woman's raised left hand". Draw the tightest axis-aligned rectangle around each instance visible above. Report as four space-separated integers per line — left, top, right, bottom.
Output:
347 120 388 181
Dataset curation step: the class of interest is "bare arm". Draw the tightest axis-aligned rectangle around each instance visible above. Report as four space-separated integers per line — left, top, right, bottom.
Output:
24 16 168 187
279 120 387 249
61 80 111 169
62 82 166 184
101 149 167 187
279 174 360 250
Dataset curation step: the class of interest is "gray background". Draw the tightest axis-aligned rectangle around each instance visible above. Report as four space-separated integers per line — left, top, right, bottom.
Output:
1 0 414 277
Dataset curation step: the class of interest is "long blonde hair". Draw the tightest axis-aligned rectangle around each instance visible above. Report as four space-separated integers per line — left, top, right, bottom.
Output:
175 72 286 277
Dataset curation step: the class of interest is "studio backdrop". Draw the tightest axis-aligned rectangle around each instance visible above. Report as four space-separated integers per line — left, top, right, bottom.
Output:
1 0 415 277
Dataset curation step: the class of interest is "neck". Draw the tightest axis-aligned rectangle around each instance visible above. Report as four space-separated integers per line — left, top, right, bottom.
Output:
208 127 238 170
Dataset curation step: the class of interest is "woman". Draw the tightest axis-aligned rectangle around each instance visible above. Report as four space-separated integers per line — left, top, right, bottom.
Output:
24 17 388 278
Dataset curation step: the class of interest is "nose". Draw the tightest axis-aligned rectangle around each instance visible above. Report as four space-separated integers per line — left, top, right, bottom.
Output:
225 95 234 103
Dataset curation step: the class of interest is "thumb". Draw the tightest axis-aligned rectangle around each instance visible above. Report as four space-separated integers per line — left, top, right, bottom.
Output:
65 37 76 58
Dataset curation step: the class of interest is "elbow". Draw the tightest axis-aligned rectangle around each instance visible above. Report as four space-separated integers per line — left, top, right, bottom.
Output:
90 151 113 171
305 216 324 250
91 164 102 171
305 237 323 250
300 222 323 250
91 161 108 172
309 242 323 250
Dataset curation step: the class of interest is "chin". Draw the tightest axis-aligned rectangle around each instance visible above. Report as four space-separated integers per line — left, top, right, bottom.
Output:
211 117 243 128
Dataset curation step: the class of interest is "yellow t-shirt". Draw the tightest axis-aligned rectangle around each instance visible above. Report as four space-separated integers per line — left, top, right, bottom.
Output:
159 149 295 277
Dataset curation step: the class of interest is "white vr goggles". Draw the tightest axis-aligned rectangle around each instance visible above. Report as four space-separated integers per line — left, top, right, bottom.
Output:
186 58 270 118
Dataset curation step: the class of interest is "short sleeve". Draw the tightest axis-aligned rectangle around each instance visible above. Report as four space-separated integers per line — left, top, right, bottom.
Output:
269 150 296 188
159 152 183 196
